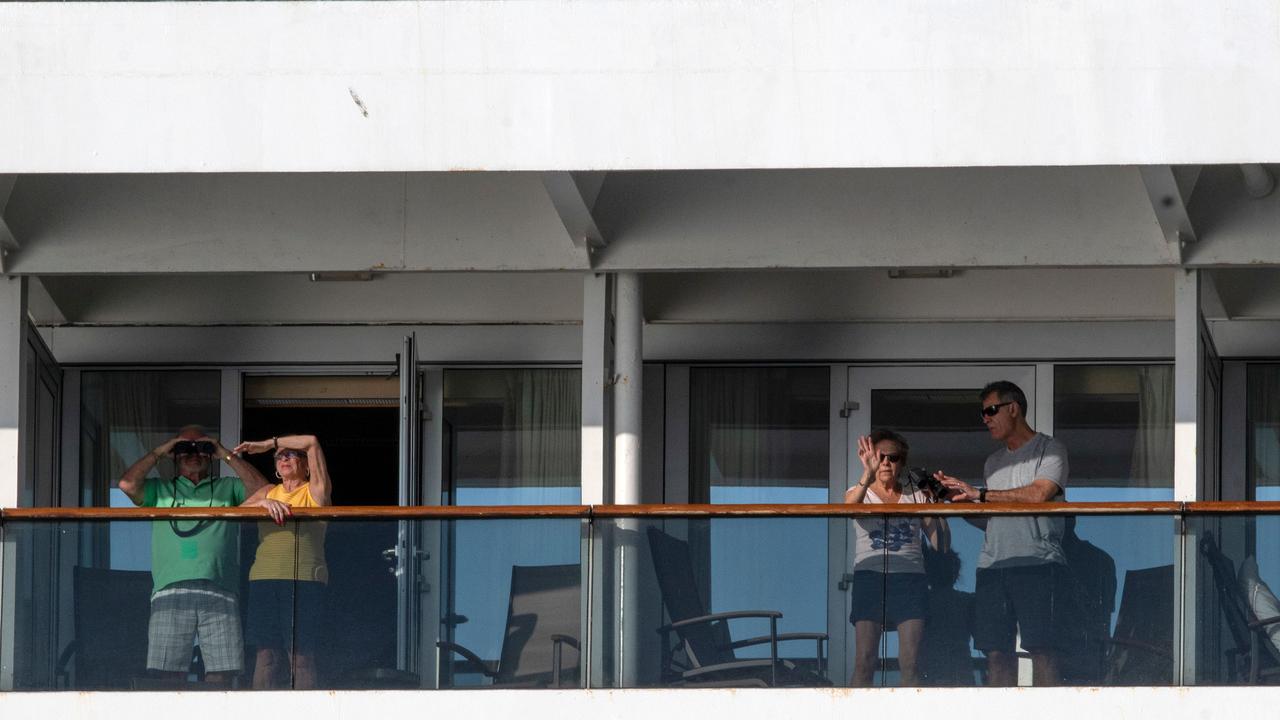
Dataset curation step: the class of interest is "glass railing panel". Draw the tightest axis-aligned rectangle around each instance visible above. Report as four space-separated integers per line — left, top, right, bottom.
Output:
930 511 1176 688
594 511 1177 689
4 518 265 690
0 508 1231 691
1185 513 1280 686
1 514 587 691
437 517 584 689
594 516 835 689
277 512 396 686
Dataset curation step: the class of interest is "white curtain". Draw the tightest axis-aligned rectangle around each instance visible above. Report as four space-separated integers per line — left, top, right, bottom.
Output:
688 367 828 503
1130 365 1174 487
500 369 581 490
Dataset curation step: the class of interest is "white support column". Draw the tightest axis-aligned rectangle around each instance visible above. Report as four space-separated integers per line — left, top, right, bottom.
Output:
581 273 612 504
1173 269 1203 684
613 273 643 505
611 273 643 688
1174 270 1200 502
0 276 28 508
0 275 26 691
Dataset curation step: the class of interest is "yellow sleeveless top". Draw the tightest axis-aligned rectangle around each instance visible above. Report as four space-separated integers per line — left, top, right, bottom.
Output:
248 483 328 584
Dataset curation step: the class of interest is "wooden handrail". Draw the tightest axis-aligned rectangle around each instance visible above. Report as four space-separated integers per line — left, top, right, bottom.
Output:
0 505 592 520
2 500 1278 520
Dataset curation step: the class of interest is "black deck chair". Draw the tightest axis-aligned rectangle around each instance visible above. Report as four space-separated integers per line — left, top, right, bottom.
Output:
55 566 153 689
1199 532 1280 684
1103 564 1174 685
437 563 581 687
646 527 829 687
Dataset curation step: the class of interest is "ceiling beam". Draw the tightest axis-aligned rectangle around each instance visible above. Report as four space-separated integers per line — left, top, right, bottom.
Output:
1200 269 1229 320
541 171 608 266
26 276 66 325
1140 165 1200 262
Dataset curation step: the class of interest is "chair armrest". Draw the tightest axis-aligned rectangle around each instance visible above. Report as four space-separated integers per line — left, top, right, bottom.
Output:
550 633 580 650
1248 615 1280 630
729 632 828 650
549 634 579 688
55 640 80 686
436 640 498 679
680 658 776 680
658 609 783 633
1106 637 1172 660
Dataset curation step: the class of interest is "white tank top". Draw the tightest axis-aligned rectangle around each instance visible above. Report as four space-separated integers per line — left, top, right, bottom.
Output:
851 484 927 574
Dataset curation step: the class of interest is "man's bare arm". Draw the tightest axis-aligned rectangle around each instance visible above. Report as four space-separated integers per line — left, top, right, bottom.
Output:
117 437 181 505
984 478 1061 504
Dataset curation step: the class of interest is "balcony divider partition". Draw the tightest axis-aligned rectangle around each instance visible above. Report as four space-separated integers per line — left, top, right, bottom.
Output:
3 502 1280 691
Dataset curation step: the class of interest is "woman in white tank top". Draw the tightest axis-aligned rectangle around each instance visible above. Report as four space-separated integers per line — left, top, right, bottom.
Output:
844 429 949 687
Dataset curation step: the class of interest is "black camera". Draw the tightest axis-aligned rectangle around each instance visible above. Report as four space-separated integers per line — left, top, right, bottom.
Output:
172 440 216 456
907 467 946 501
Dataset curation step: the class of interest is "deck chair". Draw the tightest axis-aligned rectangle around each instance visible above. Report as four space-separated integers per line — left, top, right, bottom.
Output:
437 563 581 687
1103 564 1174 685
1199 532 1280 684
646 527 829 687
55 566 153 689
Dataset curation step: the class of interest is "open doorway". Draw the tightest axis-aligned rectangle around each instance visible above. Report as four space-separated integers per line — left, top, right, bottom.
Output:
240 375 400 687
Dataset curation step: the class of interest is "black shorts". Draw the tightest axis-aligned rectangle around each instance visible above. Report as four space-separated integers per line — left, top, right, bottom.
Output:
245 579 326 655
849 571 928 627
973 564 1069 654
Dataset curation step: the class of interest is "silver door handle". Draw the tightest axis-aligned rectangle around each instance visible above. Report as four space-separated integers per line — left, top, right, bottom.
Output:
837 573 856 591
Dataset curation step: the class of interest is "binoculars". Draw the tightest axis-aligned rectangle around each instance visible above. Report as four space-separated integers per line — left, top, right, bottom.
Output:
172 440 216 456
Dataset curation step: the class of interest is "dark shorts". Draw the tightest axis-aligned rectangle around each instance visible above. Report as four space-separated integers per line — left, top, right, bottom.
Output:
973 564 1069 654
849 570 928 627
245 579 325 655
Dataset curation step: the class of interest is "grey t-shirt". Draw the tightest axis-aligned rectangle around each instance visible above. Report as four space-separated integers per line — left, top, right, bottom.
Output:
976 433 1069 569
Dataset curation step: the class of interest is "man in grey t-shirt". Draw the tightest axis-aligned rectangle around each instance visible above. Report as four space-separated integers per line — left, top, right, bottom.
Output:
936 380 1070 687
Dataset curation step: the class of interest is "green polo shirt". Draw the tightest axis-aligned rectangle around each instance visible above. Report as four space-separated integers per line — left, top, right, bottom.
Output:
142 476 247 595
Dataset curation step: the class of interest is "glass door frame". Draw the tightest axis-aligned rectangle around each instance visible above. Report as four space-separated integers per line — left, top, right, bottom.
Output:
836 364 1040 685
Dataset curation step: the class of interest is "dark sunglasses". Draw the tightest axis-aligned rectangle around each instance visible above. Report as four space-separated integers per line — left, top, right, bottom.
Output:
173 440 216 457
275 449 306 461
879 453 904 464
981 401 1014 418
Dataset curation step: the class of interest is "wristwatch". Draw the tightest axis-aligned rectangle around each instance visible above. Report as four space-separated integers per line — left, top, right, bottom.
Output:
979 487 988 503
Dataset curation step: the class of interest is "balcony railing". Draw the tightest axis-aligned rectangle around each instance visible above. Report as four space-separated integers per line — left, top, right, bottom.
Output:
2 502 1278 690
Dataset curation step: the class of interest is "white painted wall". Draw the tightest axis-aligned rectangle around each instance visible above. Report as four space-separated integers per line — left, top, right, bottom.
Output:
5 173 585 274
4 2 1280 172
30 268 1173 325
37 319 1172 366
593 168 1178 269
36 273 585 325
10 168 1280 275
644 268 1175 323
0 687 1276 720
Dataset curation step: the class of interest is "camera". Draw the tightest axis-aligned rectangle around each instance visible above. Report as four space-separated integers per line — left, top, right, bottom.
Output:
907 467 946 501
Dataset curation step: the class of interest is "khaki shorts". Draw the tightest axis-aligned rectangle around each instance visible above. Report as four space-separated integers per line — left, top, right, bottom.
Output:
147 580 243 673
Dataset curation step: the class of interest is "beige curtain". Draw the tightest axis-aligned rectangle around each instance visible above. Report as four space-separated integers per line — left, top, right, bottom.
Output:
500 369 581 490
1129 365 1174 488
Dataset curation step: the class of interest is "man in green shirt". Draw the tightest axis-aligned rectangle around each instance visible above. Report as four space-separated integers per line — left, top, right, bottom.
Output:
118 425 269 683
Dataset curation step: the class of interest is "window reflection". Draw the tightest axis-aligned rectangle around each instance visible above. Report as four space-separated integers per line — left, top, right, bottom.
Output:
440 369 582 686
688 367 829 660
1054 365 1173 500
80 370 221 570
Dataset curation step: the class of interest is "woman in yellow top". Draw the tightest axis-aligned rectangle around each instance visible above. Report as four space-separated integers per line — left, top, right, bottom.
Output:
236 434 332 689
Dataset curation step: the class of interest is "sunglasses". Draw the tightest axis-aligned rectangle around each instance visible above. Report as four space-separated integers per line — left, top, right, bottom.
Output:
981 401 1014 418
173 440 216 457
879 453 904 464
275 449 306 462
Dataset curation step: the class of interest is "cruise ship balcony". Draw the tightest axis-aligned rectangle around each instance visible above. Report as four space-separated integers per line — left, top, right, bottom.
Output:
4 502 1280 691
